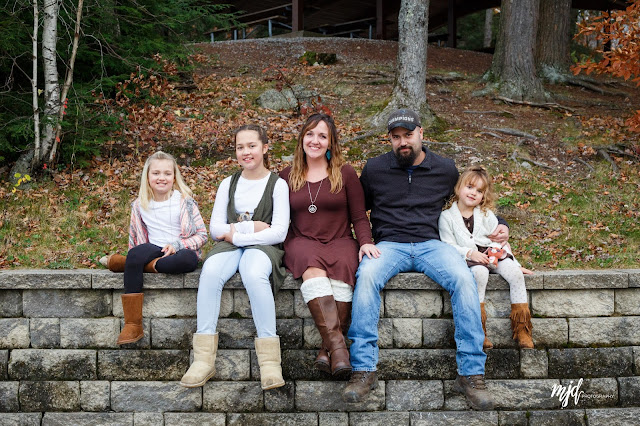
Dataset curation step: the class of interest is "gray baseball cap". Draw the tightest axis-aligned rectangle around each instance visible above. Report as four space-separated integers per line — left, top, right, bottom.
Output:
387 108 421 132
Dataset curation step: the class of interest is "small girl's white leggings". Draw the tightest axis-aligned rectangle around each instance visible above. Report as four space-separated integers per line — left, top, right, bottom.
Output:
471 257 528 304
196 248 276 337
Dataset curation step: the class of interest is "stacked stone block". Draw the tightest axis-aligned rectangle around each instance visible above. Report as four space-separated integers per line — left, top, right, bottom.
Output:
0 269 639 425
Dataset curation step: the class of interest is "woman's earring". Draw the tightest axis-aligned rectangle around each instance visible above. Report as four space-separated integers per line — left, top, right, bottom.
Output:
326 150 331 161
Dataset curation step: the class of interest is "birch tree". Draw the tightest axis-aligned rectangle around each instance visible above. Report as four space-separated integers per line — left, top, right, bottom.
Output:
39 0 61 166
31 0 40 166
10 0 83 181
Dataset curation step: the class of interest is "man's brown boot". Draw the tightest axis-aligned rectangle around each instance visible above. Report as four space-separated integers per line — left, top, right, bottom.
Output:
510 303 534 349
307 295 352 378
479 302 493 350
117 293 144 344
342 371 378 403
453 374 495 410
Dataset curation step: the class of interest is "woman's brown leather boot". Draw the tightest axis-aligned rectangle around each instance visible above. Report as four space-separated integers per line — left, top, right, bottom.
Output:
307 295 352 378
314 301 352 374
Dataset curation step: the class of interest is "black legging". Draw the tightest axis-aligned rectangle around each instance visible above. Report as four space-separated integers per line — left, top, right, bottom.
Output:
124 243 198 293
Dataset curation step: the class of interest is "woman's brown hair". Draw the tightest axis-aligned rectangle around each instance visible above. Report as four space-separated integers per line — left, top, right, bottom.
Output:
287 113 345 193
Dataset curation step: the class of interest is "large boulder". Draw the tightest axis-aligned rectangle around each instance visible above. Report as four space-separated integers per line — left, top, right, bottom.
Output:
256 85 319 111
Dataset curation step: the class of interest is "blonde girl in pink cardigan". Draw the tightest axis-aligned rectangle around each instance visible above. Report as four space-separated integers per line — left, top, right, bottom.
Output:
100 151 207 345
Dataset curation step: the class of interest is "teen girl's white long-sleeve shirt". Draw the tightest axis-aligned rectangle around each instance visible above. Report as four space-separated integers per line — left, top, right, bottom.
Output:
209 173 289 247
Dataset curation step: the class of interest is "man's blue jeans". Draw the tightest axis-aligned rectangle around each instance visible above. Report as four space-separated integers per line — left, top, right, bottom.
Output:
347 240 487 376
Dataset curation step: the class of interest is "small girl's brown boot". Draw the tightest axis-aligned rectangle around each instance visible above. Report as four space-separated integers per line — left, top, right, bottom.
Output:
510 303 534 349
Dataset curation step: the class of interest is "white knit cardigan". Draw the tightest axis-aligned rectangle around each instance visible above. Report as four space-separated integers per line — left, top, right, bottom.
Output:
438 201 502 259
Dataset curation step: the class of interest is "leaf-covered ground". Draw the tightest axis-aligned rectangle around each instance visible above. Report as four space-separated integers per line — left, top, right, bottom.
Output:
2 38 639 270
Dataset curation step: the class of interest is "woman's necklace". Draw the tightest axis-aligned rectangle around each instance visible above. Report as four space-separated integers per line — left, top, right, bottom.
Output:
307 179 323 214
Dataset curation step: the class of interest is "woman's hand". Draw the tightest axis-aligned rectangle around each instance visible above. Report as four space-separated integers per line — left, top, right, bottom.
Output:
253 221 271 232
217 223 236 243
468 249 489 264
359 243 381 261
161 244 176 258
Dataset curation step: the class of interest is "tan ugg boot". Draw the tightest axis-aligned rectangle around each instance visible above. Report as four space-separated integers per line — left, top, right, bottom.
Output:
116 293 144 344
254 336 285 390
100 254 126 272
480 302 493 350
143 257 160 273
180 333 218 387
510 303 534 349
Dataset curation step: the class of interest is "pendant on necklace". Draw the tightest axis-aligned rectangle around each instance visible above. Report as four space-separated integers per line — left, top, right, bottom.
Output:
307 179 323 214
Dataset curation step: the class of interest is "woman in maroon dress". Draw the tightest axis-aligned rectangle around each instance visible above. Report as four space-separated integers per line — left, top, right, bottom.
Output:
280 113 380 377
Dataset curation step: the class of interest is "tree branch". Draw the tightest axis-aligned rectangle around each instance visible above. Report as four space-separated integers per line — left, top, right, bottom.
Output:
494 95 576 113
484 127 538 140
565 76 629 96
343 130 382 144
596 148 619 173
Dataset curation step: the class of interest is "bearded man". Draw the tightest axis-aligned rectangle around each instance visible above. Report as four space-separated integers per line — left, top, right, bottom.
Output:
343 109 509 410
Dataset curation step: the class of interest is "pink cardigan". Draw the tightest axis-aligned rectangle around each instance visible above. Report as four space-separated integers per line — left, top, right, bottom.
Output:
128 194 208 259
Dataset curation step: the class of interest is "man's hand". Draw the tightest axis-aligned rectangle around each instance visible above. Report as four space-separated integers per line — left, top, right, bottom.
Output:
488 224 509 244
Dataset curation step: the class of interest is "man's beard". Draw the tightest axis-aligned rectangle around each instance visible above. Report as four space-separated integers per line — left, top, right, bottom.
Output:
394 146 418 168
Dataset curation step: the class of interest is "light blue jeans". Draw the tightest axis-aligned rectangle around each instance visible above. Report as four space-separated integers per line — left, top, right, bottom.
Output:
347 240 487 376
196 249 276 337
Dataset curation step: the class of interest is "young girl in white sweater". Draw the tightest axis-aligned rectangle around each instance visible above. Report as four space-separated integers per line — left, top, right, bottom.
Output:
438 166 533 350
181 124 289 390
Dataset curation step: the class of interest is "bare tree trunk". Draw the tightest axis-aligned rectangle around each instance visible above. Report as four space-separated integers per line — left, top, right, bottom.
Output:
536 0 572 81
371 0 435 129
489 0 546 102
40 0 61 164
49 0 84 163
31 0 40 166
536 0 571 69
10 0 40 184
484 8 493 49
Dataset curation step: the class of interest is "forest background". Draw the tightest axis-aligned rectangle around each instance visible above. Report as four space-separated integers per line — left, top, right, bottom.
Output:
0 0 638 271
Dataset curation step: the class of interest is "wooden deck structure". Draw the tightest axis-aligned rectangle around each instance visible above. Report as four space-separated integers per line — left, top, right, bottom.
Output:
208 0 628 46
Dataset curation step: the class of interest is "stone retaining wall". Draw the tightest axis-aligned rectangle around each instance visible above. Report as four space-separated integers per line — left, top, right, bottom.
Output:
1 269 639 425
